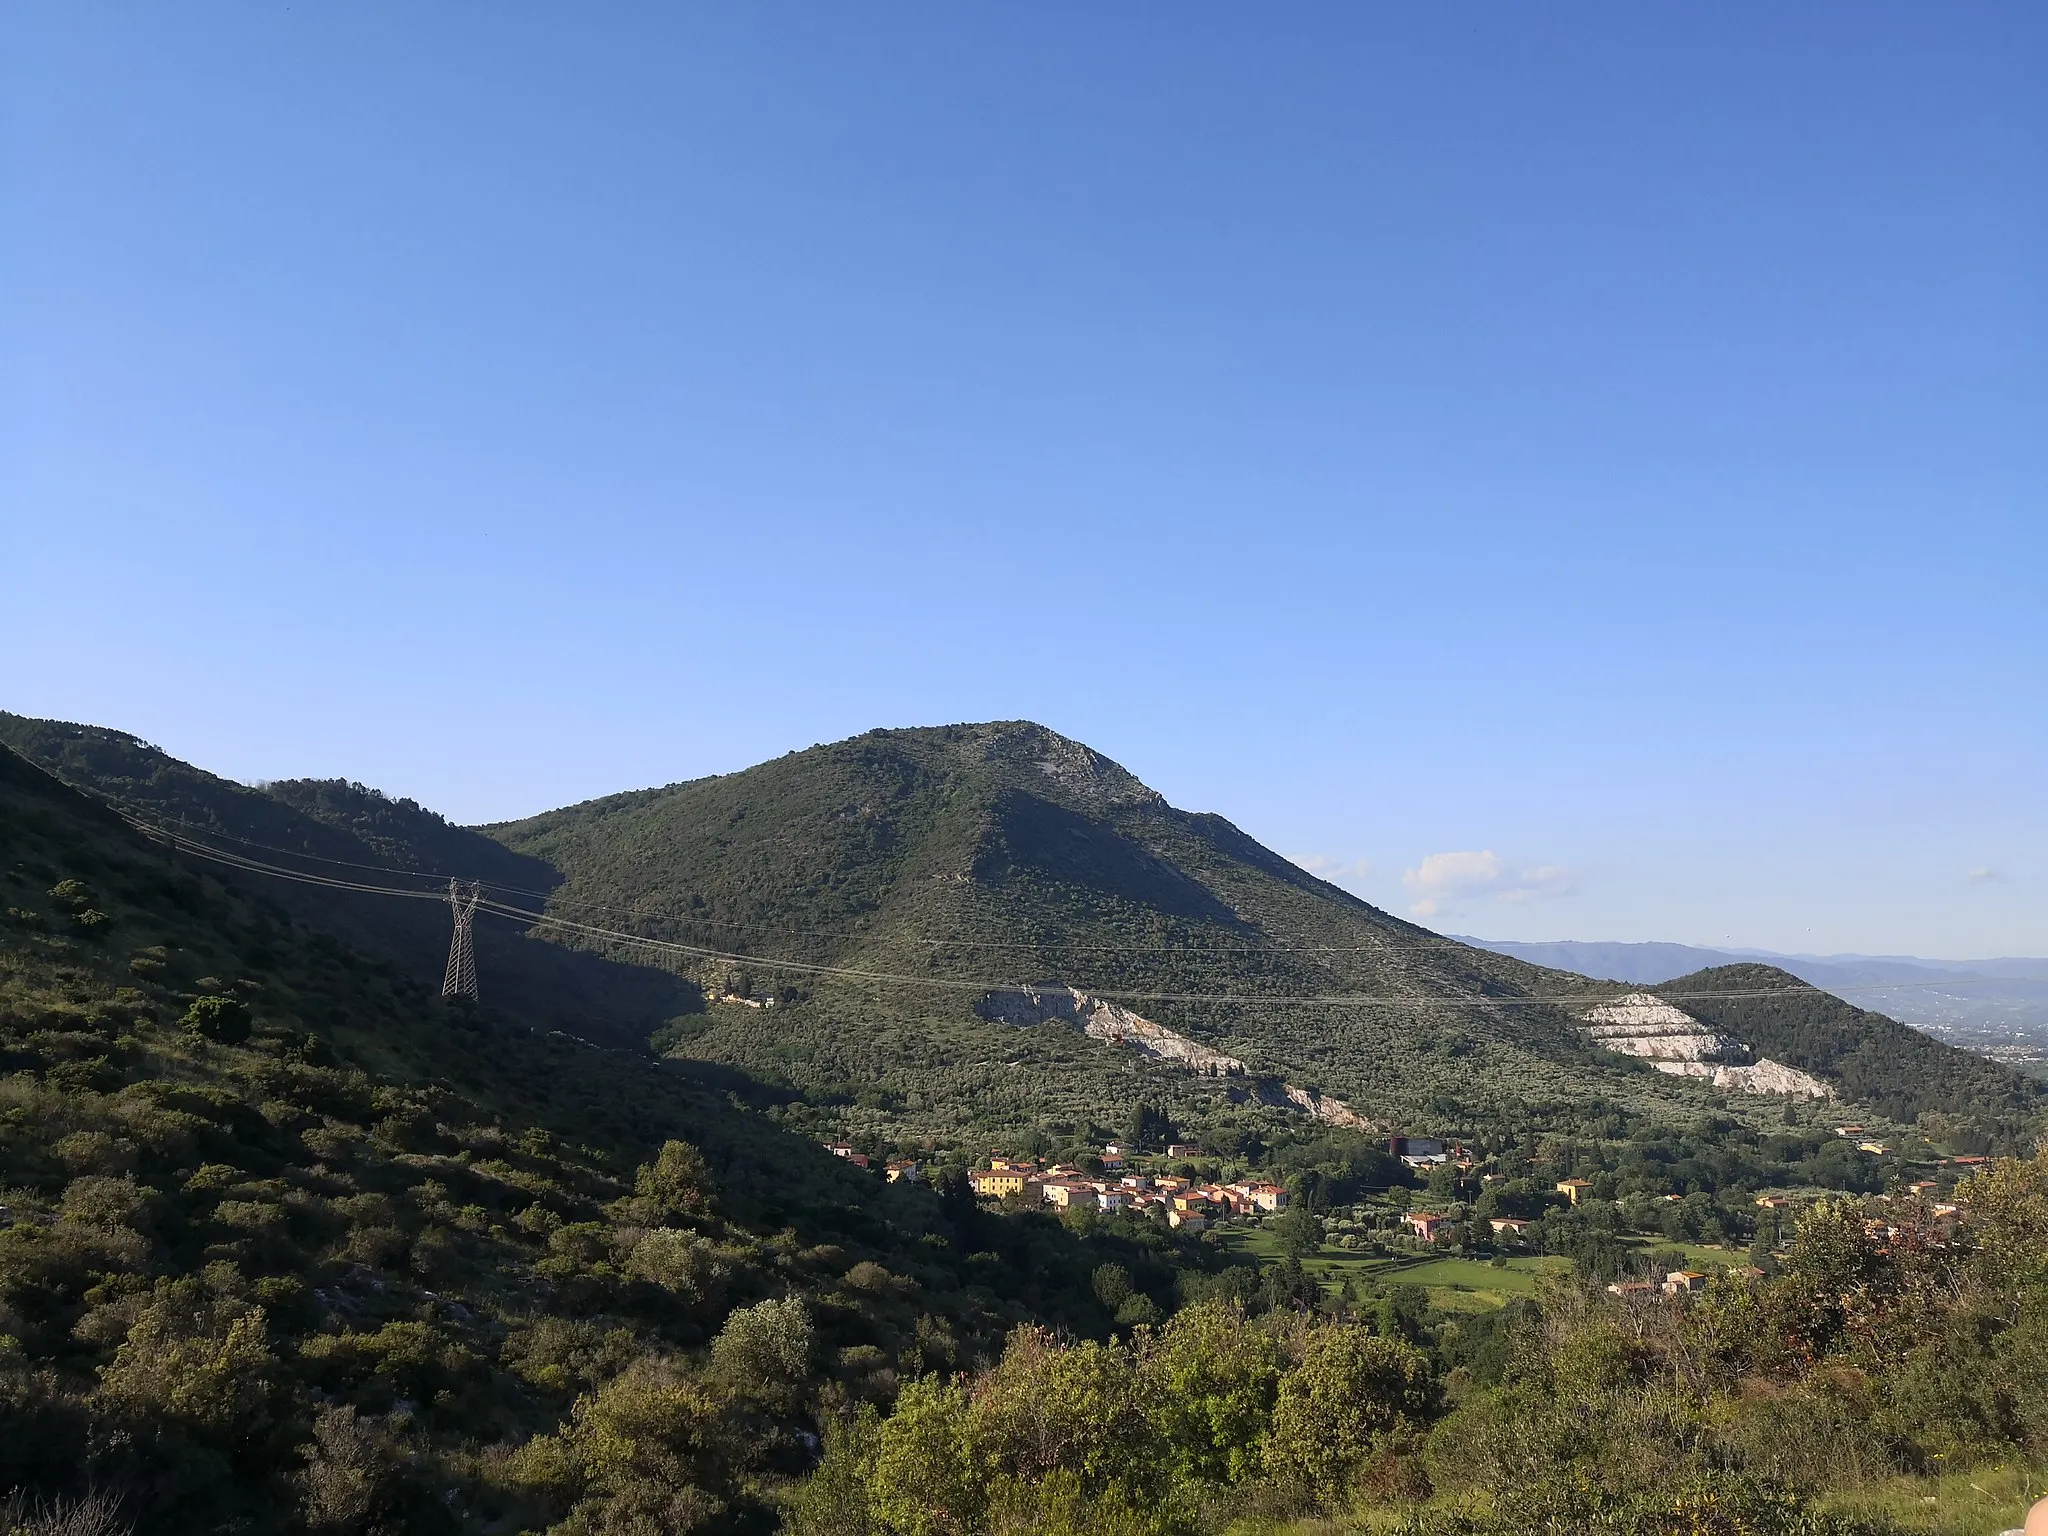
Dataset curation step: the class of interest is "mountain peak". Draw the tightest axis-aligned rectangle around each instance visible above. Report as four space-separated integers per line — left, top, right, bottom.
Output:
846 721 1164 810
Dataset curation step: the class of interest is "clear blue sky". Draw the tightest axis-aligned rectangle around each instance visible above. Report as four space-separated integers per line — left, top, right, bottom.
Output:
3 6 2043 957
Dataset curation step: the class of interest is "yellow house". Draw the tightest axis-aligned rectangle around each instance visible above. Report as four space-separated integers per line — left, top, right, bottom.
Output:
970 1168 1040 1200
1556 1178 1595 1205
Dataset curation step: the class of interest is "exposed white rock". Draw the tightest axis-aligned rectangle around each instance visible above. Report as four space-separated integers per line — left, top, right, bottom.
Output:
1652 1059 1833 1098
978 983 1375 1127
1284 1084 1372 1128
1580 993 1743 1060
1577 992 1832 1099
980 983 1247 1075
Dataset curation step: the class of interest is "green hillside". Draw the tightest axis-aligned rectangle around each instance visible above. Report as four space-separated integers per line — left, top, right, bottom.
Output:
0 713 696 1049
0 739 1252 1531
8 713 2034 1151
482 722 1707 1135
4 713 2045 1532
1665 963 2041 1128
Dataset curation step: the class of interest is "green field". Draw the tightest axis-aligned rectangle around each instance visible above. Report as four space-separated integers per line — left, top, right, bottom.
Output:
1219 1221 1758 1310
1615 1235 1750 1270
1217 1227 1572 1308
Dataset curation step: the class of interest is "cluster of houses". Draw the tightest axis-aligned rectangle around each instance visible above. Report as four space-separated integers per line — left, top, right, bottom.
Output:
964 1154 1288 1230
821 1141 1287 1231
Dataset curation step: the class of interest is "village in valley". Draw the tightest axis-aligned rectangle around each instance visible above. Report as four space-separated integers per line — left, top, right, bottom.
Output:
823 1122 1991 1309
823 1137 1289 1227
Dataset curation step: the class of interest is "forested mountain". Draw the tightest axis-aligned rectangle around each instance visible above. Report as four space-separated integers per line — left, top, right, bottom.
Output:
483 722 1656 1130
5 713 2048 1533
485 721 2039 1138
1462 936 2048 1044
1662 964 2040 1126
6 714 2036 1149
0 738 1251 1531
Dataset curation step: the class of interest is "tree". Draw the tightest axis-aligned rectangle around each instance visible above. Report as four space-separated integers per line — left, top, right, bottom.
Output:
1145 1301 1283 1486
1127 1101 1176 1151
711 1296 813 1404
934 1167 981 1249
863 1377 983 1536
1263 1327 1432 1505
635 1140 716 1221
1091 1263 1133 1313
1272 1204 1323 1261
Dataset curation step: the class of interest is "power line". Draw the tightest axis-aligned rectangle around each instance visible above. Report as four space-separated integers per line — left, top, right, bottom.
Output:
98 805 1449 954
91 801 2048 984
121 809 1988 1014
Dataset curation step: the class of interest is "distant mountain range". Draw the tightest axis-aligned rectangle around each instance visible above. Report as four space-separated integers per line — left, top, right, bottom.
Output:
1457 938 2048 1050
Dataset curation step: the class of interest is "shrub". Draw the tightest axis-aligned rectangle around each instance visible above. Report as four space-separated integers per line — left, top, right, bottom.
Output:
712 1297 813 1403
635 1140 716 1222
179 996 250 1046
625 1228 726 1303
1263 1326 1432 1507
96 1281 276 1443
59 1176 151 1232
509 1357 731 1532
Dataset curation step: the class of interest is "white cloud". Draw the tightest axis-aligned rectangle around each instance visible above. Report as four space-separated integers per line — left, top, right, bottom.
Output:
1289 853 1374 887
1402 849 1576 918
1966 867 2007 885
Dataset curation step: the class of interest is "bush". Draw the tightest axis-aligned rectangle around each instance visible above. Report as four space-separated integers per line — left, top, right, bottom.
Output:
634 1140 716 1222
1263 1326 1432 1507
179 996 250 1046
96 1281 277 1444
509 1357 731 1532
712 1297 813 1403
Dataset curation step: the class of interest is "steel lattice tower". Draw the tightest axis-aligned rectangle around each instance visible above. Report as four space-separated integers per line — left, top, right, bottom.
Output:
442 879 481 1000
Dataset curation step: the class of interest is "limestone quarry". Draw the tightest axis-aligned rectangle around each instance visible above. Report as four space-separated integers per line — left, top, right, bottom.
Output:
1578 992 1832 1098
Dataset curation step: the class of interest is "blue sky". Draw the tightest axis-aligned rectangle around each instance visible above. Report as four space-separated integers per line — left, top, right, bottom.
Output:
3 5 2043 957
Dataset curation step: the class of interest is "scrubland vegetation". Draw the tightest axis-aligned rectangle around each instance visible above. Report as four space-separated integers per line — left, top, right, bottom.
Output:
1 721 2042 1534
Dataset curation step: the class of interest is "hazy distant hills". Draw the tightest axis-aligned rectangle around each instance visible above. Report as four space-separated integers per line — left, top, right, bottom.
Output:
1461 937 2048 1048
5 710 2037 1136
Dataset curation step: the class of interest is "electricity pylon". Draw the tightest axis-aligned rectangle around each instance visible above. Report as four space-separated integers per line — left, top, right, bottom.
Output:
442 879 481 1000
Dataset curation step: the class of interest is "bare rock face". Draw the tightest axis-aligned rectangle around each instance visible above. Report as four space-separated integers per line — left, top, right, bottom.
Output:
979 983 1247 1075
1650 1058 1834 1098
1579 993 1743 1061
977 983 1375 1127
1577 992 1832 1099
1283 1084 1373 1128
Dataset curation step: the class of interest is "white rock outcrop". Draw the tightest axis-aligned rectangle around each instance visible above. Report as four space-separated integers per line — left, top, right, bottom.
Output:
1577 992 1831 1099
978 983 1375 1126
980 983 1249 1076
1650 1059 1833 1097
1283 1084 1372 1128
1580 993 1742 1060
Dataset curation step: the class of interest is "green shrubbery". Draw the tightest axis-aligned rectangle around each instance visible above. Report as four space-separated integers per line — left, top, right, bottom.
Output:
0 741 1277 1531
1 733 2043 1534
782 1146 2048 1536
